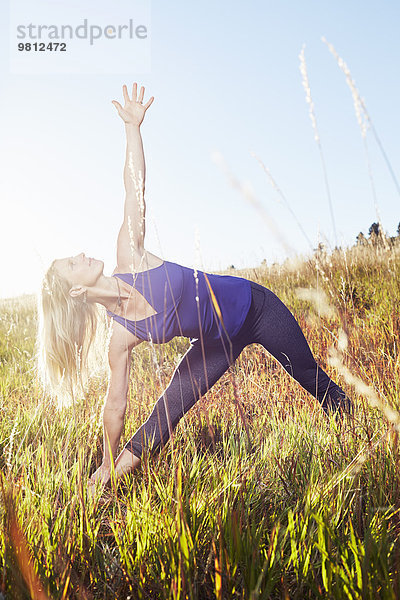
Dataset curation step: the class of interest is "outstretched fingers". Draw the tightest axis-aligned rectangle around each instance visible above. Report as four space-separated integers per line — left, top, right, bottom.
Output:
112 83 154 123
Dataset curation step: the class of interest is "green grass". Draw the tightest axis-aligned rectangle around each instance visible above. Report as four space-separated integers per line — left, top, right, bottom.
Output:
1 240 400 599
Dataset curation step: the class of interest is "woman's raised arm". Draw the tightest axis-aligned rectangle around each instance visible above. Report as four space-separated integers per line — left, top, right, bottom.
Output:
112 83 154 267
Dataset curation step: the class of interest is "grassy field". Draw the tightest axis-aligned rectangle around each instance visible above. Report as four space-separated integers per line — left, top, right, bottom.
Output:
1 238 400 599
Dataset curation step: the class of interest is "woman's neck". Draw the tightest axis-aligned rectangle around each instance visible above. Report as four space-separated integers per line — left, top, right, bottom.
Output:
86 274 125 312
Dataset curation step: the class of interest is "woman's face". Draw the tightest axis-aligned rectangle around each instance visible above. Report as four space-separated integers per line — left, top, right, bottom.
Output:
53 252 104 288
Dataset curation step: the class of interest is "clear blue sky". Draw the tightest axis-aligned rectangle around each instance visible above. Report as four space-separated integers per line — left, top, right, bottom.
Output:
1 0 399 298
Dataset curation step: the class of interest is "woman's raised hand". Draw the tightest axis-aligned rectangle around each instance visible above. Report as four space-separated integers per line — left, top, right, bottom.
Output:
112 83 154 126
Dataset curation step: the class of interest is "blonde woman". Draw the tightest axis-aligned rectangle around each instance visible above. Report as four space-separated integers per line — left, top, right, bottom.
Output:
38 83 353 497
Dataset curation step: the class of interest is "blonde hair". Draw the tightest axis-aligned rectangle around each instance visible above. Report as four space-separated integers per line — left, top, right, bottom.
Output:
37 260 107 404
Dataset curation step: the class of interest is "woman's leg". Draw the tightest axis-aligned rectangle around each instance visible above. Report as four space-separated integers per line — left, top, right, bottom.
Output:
246 282 353 417
123 336 246 460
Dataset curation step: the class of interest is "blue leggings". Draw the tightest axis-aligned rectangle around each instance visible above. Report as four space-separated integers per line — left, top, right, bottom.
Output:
125 281 353 459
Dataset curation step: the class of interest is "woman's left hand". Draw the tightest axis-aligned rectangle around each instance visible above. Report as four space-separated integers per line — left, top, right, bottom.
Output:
112 82 154 126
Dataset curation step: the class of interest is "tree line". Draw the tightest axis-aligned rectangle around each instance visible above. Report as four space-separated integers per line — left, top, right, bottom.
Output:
355 221 400 247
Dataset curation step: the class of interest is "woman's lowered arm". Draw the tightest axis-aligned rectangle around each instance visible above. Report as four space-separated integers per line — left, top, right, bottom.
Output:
112 83 154 263
88 340 132 495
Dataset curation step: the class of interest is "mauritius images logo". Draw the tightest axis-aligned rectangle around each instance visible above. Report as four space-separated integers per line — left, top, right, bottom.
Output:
16 18 148 46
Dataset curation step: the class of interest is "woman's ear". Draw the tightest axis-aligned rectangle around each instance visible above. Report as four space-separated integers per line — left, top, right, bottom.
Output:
69 285 87 299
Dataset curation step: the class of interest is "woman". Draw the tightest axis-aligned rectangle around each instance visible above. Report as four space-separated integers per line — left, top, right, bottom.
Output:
38 83 353 495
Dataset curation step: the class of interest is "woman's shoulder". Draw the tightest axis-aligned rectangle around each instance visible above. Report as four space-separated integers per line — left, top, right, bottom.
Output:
112 249 165 276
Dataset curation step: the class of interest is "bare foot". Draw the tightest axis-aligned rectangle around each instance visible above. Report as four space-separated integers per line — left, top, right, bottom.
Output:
115 448 141 479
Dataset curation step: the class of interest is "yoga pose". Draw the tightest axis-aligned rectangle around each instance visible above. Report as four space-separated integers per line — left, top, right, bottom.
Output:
38 83 353 495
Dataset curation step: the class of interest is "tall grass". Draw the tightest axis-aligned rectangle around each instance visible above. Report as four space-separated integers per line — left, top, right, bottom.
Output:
1 238 400 598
